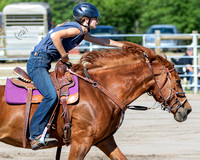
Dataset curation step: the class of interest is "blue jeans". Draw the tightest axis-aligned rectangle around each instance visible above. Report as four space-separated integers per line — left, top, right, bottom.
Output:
187 71 193 85
187 71 200 90
27 51 57 140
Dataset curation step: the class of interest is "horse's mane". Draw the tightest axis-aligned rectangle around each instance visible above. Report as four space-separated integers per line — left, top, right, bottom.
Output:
71 41 172 74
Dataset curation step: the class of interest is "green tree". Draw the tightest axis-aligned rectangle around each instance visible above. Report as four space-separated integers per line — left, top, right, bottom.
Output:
1 0 200 34
138 0 200 33
86 0 140 33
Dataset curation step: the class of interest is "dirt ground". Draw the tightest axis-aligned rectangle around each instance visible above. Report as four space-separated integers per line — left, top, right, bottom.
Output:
0 94 199 160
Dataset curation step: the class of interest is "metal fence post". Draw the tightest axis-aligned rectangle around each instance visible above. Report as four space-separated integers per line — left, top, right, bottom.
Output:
89 42 93 52
142 34 146 46
192 31 198 93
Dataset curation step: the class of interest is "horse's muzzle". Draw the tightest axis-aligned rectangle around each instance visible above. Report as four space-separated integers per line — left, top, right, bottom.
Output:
174 105 192 122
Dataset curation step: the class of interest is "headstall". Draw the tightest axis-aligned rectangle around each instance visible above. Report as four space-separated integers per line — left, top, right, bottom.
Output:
144 53 187 113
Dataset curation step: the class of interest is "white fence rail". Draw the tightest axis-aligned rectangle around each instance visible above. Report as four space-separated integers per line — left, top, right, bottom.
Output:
0 32 200 93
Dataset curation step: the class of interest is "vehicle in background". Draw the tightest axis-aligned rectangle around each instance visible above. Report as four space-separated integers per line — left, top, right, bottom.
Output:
2 2 52 56
144 24 181 52
79 25 122 53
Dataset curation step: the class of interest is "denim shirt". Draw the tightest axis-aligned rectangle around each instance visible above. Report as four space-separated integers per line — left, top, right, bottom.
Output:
33 22 85 61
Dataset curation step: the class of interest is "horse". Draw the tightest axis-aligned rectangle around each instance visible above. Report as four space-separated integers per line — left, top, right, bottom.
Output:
0 42 192 159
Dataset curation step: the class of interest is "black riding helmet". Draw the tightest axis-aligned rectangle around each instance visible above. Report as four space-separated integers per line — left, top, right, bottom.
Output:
73 3 101 30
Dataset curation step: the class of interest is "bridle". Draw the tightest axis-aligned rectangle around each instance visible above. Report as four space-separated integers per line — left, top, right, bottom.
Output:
144 53 188 113
68 53 187 113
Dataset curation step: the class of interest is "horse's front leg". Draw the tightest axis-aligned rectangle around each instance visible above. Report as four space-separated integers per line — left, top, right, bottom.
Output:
67 118 95 160
96 135 127 160
68 136 93 160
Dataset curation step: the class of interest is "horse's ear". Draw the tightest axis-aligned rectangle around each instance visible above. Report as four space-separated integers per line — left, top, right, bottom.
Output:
158 50 167 59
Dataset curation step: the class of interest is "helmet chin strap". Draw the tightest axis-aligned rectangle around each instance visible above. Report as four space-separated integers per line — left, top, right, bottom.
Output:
87 18 91 32
75 18 91 32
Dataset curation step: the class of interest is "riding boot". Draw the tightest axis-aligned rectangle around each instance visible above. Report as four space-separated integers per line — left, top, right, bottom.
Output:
31 135 58 150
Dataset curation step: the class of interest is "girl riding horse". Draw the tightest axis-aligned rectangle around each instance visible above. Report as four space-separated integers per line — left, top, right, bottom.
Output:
27 2 123 150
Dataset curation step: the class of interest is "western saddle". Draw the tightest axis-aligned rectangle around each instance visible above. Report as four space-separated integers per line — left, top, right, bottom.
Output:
12 62 75 149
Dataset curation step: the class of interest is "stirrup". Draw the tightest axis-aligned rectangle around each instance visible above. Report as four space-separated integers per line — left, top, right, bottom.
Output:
31 136 58 150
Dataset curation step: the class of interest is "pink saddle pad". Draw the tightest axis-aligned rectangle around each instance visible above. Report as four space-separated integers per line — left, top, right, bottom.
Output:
5 75 79 104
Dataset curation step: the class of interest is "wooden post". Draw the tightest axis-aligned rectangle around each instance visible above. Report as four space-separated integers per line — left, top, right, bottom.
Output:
155 30 161 54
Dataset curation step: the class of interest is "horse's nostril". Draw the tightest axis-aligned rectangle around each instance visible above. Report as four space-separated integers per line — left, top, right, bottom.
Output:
178 111 183 118
187 108 192 115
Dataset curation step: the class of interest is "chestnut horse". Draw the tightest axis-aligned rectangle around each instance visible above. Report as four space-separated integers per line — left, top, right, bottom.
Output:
0 42 192 159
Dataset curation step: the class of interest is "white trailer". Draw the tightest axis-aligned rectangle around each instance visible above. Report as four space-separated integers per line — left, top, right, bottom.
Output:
2 2 52 56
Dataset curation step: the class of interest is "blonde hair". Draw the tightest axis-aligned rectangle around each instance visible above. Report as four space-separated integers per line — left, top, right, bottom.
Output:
55 17 88 28
55 19 71 28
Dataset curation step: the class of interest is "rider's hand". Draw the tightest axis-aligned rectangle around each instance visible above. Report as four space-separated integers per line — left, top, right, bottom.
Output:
59 54 72 68
60 54 69 63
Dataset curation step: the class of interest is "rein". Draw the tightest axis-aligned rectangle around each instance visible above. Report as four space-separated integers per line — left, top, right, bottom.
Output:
68 69 127 112
144 53 187 113
68 52 187 113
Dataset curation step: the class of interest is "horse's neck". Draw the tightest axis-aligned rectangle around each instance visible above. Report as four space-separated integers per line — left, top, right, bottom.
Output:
89 63 154 106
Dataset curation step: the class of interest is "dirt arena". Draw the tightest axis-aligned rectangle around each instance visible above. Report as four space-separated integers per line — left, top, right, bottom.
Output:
0 93 199 160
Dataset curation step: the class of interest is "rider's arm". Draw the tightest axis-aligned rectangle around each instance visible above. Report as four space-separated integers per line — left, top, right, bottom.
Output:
50 28 81 61
84 33 123 48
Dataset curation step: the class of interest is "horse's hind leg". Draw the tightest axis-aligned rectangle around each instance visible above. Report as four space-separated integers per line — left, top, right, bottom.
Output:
96 135 127 160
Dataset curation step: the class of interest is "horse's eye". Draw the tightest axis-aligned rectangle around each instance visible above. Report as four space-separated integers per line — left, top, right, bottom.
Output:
176 80 181 84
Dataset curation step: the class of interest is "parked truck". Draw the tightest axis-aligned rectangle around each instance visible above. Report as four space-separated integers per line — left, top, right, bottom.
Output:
144 24 182 52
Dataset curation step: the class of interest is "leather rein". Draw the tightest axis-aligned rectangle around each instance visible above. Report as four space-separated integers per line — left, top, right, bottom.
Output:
68 53 187 113
68 69 127 112
144 53 187 113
